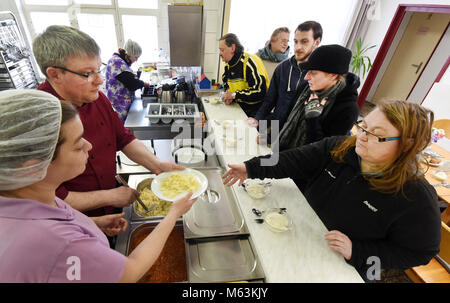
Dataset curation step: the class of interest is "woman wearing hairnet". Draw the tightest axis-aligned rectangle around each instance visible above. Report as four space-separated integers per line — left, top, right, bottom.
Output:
105 39 150 123
0 90 196 282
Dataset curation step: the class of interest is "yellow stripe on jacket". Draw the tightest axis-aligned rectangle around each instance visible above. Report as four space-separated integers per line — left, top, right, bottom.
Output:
224 52 269 105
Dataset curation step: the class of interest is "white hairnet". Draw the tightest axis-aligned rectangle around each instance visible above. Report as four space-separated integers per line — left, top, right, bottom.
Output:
123 39 142 57
0 89 62 190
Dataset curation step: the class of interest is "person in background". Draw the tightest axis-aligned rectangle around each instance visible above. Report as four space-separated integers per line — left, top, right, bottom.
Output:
249 21 322 143
223 100 441 282
33 25 183 221
219 33 269 118
276 44 360 152
106 39 150 123
257 27 290 63
0 90 196 282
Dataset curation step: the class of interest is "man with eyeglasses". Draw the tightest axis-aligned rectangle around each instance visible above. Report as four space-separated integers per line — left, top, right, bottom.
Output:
33 25 183 223
257 27 291 63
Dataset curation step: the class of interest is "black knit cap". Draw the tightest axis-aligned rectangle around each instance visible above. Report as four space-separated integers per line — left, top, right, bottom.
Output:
299 44 352 74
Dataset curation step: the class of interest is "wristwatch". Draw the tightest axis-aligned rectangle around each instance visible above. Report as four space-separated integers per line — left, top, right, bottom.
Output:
231 92 236 99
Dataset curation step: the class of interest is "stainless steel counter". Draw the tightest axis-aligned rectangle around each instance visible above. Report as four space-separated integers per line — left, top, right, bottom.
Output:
115 169 265 283
126 101 201 139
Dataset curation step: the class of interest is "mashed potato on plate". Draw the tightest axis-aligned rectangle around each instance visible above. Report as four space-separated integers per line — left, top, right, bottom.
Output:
160 173 201 199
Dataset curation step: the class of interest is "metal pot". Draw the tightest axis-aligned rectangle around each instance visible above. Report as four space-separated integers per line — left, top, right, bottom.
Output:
160 84 172 103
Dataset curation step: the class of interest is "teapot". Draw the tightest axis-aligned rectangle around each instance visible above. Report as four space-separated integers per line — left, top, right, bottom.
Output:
160 84 172 103
174 85 186 103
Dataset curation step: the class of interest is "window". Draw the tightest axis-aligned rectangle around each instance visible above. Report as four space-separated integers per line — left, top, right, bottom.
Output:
29 12 70 35
77 13 116 63
24 0 68 5
19 0 164 65
73 0 111 5
118 0 158 9
122 15 159 64
228 0 358 54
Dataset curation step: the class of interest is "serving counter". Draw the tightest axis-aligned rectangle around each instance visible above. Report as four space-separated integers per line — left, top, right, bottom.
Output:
199 94 363 283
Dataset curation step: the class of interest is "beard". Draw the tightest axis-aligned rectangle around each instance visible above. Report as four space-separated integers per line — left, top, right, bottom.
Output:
295 47 314 63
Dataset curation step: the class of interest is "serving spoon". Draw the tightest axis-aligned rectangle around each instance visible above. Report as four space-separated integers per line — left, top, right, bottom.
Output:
115 175 156 214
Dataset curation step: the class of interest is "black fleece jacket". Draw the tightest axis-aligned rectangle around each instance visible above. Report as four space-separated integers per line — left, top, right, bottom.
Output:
245 136 441 274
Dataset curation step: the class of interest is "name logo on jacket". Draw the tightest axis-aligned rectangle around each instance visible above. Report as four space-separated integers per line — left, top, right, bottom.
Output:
363 200 378 212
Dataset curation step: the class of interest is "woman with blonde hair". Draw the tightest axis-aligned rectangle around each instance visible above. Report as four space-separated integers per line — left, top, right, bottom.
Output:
257 27 290 63
222 100 441 281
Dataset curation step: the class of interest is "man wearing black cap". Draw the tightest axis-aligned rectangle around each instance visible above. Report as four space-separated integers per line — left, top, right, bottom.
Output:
276 44 360 152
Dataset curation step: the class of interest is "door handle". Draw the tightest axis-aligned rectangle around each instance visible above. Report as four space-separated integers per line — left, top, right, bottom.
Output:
411 62 423 74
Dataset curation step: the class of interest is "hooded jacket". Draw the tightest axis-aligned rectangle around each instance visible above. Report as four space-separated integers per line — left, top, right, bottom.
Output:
254 55 307 129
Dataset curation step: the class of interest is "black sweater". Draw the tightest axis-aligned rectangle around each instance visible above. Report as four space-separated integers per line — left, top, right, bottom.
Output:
114 51 145 91
245 137 441 273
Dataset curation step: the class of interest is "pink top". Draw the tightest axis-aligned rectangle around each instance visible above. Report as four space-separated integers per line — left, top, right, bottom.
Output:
0 196 126 282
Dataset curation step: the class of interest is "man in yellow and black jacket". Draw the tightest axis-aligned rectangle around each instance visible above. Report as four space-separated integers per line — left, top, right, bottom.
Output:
219 33 269 118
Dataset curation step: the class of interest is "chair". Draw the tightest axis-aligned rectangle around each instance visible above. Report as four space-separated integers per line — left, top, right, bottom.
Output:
433 119 450 139
261 59 280 83
405 221 450 282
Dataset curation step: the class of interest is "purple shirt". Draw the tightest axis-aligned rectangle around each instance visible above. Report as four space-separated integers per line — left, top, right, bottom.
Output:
0 196 126 282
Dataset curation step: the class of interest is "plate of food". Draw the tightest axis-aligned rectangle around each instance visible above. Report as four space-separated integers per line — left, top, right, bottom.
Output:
151 168 208 202
263 208 293 233
242 179 271 199
422 157 442 167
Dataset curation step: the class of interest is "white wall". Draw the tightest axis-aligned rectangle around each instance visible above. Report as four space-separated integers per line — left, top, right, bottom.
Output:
360 0 450 86
202 0 224 82
440 64 450 84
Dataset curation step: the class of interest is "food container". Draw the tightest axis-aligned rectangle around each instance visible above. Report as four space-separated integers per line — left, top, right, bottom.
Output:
131 178 173 221
263 208 293 233
182 168 248 239
145 103 200 123
186 235 265 283
128 222 187 283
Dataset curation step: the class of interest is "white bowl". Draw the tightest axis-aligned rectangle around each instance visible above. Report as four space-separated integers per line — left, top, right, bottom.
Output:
242 179 271 199
263 208 293 233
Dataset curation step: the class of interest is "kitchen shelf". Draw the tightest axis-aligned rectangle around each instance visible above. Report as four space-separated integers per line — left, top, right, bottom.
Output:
0 12 38 91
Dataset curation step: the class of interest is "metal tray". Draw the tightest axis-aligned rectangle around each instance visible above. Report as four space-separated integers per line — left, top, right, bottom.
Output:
186 235 265 283
183 167 248 239
145 103 200 119
126 221 189 283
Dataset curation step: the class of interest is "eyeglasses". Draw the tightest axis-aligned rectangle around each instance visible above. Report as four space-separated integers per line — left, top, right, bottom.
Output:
354 120 401 142
52 66 103 82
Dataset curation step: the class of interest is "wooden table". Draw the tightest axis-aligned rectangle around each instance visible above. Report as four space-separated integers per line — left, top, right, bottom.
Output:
424 144 450 224
405 144 450 282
